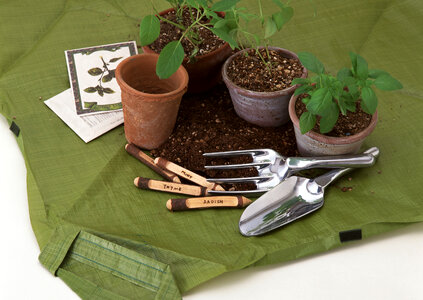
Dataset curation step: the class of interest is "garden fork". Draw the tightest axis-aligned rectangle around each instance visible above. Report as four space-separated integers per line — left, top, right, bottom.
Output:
204 147 379 194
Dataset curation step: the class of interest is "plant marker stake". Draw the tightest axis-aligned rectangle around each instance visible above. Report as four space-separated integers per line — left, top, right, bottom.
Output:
134 177 209 196
125 144 181 183
154 157 225 191
166 196 252 211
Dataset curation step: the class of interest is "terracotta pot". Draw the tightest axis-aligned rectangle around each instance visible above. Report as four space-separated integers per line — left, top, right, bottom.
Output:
222 47 308 127
288 94 378 156
142 8 232 94
116 53 188 150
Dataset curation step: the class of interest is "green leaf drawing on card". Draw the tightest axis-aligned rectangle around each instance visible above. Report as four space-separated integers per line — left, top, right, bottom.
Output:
103 88 115 94
109 57 122 63
88 67 102 76
84 87 97 93
102 73 113 83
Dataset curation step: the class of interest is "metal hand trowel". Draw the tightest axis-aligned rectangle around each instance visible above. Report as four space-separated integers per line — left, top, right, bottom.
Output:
239 147 380 236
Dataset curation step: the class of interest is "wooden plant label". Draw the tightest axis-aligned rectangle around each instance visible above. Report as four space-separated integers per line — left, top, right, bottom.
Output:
166 196 252 211
134 177 208 196
126 144 180 183
154 157 224 191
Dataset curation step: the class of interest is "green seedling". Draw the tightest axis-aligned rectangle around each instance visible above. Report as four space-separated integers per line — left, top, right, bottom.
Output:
140 0 240 79
225 0 294 69
292 52 403 134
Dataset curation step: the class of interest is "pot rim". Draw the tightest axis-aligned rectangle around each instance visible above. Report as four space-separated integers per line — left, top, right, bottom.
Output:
288 94 378 145
141 8 231 63
115 53 189 100
221 46 308 98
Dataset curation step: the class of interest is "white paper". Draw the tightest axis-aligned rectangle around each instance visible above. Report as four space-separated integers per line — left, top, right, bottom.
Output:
44 89 124 143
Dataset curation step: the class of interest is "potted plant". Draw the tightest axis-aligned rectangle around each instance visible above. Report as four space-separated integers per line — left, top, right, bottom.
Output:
139 0 239 93
116 53 188 150
221 0 308 127
288 51 402 156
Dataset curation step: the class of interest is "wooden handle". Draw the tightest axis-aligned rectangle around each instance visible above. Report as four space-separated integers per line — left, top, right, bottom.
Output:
166 196 252 211
134 177 208 196
125 144 180 183
154 157 224 191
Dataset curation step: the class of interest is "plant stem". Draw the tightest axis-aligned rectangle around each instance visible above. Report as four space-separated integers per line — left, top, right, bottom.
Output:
156 13 186 30
179 11 207 45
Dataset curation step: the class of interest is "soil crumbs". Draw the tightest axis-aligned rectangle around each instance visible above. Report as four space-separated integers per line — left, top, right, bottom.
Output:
295 95 372 137
226 48 304 93
149 8 226 57
151 84 298 191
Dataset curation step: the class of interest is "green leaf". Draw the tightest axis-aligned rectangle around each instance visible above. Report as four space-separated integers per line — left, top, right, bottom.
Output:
109 57 122 63
319 102 339 134
302 97 311 105
368 69 390 79
374 74 403 91
139 15 160 46
298 52 325 74
272 0 285 9
291 78 309 85
88 68 102 76
306 87 332 115
356 53 368 79
210 27 238 49
294 84 313 96
213 19 228 28
361 86 378 114
84 87 97 93
349 52 358 75
186 0 200 8
211 0 240 11
156 41 185 79
299 111 317 134
103 88 115 94
102 73 113 83
272 7 293 30
337 67 353 82
264 17 277 39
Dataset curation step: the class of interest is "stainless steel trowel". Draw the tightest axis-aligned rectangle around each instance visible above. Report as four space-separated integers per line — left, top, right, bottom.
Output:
239 147 380 236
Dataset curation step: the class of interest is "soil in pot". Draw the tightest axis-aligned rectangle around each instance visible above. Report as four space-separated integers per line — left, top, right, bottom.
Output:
226 48 303 92
150 84 299 191
295 94 372 137
149 8 226 59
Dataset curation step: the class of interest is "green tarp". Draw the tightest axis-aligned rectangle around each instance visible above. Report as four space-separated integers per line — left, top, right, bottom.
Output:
1 0 422 299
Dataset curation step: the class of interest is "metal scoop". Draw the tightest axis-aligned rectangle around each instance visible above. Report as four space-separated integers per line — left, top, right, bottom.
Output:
239 147 380 236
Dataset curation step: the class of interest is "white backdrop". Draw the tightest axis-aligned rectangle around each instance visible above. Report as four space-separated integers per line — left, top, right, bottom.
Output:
1 114 422 300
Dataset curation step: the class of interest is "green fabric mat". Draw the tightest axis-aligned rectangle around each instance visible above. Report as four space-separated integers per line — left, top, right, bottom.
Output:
1 0 423 299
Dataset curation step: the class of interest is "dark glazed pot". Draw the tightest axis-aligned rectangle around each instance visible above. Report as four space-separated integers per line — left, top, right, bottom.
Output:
288 94 378 156
142 8 232 94
116 53 188 150
222 47 308 127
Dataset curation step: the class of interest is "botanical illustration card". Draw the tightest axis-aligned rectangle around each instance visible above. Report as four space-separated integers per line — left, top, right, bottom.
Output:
65 41 137 115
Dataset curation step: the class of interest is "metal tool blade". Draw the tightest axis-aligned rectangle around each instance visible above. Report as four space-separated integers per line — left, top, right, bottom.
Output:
239 176 323 236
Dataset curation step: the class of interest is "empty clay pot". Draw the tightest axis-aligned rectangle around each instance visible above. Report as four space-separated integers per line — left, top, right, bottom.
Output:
288 94 378 156
142 8 232 94
116 53 188 150
222 47 308 127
